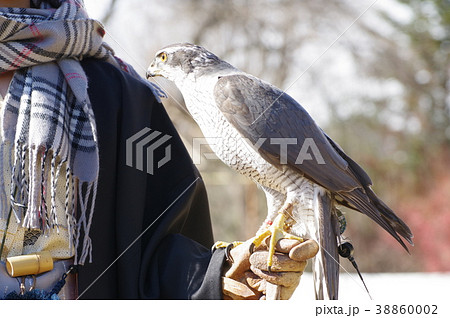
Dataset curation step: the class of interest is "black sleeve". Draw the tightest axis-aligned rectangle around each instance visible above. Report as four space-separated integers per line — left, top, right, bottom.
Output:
148 234 226 299
77 59 224 299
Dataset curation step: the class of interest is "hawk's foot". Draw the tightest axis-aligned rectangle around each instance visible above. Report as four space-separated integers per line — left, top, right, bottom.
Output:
251 204 303 271
213 241 243 250
212 241 243 263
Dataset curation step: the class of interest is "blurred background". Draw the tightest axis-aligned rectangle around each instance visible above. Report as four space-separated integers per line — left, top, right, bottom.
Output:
84 0 450 277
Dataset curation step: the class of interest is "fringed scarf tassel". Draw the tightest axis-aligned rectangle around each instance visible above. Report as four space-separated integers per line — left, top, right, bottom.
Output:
9 144 96 265
0 0 165 265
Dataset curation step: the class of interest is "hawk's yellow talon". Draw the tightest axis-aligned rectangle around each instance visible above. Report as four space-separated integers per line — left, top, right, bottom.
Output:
251 229 272 247
252 211 303 270
212 240 243 250
212 241 244 263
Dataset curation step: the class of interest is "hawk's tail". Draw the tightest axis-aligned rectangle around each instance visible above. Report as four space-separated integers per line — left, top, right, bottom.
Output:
324 134 413 251
311 187 340 300
340 188 413 252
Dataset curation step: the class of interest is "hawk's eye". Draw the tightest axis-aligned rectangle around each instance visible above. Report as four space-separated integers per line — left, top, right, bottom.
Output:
160 52 168 62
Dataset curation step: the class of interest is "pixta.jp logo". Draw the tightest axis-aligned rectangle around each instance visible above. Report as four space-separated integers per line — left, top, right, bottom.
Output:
192 137 325 165
126 127 172 175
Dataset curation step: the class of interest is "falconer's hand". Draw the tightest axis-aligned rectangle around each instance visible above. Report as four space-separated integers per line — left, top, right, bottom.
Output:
222 238 319 300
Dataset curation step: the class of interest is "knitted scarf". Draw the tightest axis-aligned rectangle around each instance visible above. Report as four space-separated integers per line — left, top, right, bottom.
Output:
0 0 165 265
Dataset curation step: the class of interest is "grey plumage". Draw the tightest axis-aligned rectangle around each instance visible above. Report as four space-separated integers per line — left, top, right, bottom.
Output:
147 43 413 299
214 73 412 251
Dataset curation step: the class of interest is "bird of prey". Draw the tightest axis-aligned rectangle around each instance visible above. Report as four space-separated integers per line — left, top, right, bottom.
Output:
146 43 413 300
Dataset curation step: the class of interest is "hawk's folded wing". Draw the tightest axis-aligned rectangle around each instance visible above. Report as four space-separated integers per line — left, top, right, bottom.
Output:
213 74 413 250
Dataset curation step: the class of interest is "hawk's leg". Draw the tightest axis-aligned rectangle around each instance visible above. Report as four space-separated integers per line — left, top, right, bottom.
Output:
252 201 303 271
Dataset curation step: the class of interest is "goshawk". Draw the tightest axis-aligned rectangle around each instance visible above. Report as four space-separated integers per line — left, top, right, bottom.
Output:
147 43 413 300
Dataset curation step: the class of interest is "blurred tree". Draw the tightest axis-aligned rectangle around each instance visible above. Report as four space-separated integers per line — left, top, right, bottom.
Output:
337 0 450 189
330 0 450 272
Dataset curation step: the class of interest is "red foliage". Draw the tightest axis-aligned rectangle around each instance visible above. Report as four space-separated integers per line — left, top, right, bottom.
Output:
391 172 450 272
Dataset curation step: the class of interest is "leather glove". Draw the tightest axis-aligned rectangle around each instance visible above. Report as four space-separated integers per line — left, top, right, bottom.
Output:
222 238 319 300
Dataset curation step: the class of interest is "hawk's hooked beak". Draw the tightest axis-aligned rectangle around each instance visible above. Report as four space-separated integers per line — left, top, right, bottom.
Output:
146 61 161 79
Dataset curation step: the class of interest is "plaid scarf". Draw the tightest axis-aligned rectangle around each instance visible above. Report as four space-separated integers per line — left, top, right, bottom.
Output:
0 0 165 265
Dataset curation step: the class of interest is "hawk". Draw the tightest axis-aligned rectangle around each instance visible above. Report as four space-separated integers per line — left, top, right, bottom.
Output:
147 43 413 299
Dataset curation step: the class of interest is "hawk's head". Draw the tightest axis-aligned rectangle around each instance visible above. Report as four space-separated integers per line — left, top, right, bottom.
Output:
146 43 235 82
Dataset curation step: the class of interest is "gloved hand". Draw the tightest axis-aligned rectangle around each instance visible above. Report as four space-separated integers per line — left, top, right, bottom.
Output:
222 238 319 300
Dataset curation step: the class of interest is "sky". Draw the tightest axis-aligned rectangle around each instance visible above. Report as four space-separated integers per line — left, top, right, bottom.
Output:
84 0 109 20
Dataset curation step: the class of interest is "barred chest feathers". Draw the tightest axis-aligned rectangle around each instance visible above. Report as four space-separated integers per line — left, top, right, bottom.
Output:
176 72 286 189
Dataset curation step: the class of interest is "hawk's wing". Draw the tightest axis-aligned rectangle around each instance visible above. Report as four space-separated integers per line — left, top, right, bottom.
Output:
213 74 413 249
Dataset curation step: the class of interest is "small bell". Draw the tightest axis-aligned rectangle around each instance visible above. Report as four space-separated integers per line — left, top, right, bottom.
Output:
338 241 372 299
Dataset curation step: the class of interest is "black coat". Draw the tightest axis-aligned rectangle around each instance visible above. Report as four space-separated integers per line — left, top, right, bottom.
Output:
77 59 225 299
